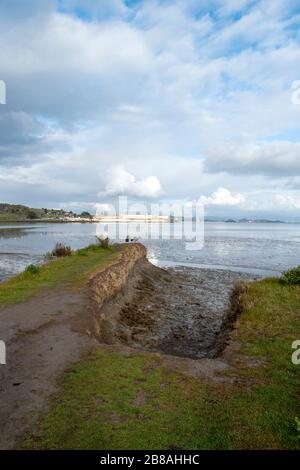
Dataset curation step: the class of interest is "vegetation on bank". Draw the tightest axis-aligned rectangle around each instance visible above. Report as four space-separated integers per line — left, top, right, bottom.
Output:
24 276 300 450
281 265 300 285
0 203 92 222
48 243 73 258
0 244 120 308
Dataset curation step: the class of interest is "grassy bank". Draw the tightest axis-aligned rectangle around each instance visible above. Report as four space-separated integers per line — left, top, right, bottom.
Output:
24 276 300 450
0 202 84 222
0 244 120 308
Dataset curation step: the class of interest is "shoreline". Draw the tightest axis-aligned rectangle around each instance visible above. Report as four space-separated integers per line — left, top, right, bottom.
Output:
151 258 281 277
1 218 299 224
0 243 299 449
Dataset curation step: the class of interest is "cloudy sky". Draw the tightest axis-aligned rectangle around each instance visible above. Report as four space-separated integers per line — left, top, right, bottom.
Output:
0 0 300 219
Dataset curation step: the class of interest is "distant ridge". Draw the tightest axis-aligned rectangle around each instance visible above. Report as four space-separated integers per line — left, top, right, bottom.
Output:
204 216 286 223
0 203 88 222
224 218 285 224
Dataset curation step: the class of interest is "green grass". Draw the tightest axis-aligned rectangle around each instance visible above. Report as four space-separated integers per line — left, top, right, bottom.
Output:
0 214 26 222
0 244 121 308
23 277 300 450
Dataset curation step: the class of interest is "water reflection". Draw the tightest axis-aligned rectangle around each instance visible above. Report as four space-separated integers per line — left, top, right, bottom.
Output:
0 227 27 239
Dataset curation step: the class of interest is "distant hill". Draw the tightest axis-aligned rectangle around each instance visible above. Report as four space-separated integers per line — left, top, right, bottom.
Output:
0 203 85 222
224 218 285 224
205 217 285 223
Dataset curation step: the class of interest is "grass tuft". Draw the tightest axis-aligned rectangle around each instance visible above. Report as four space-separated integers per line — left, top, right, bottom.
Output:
281 266 300 286
50 243 72 258
24 264 40 275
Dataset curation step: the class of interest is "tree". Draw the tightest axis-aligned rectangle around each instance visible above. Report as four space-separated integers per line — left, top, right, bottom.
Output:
27 210 39 220
80 211 92 218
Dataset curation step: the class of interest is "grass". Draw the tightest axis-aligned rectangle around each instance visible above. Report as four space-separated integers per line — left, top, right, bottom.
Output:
0 244 121 308
0 214 24 222
23 276 300 450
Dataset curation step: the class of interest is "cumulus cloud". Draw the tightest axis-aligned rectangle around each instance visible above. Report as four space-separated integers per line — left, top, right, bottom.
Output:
198 187 245 206
201 190 300 212
102 167 162 198
205 142 300 177
275 194 300 209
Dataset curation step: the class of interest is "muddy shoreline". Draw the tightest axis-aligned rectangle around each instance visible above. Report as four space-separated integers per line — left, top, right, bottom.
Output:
87 258 256 359
0 244 258 448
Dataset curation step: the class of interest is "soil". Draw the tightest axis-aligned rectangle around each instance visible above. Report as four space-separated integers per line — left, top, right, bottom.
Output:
0 254 256 449
111 263 255 358
0 289 97 449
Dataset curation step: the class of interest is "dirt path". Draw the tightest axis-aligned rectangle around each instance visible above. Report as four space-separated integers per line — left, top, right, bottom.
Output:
0 289 97 449
0 258 256 449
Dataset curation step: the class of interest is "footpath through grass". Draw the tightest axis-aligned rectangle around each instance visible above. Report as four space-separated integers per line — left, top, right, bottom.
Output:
0 244 120 308
24 277 300 450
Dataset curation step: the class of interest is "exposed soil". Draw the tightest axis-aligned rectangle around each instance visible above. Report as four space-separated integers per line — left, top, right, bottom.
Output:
0 246 256 449
0 289 97 450
88 261 255 359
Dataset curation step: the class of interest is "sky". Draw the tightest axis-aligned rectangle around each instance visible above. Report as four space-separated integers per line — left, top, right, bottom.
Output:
0 0 300 219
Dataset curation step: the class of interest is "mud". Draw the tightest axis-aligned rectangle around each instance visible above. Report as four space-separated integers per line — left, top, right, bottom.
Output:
88 260 255 359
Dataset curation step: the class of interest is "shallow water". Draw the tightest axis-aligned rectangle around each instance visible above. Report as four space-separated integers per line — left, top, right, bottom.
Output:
0 221 299 282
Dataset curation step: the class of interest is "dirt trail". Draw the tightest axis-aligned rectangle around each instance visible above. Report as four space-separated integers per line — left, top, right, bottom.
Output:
0 289 97 449
0 248 255 449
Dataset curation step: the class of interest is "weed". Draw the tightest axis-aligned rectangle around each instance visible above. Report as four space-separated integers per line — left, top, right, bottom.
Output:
281 266 300 285
24 264 40 275
50 243 72 258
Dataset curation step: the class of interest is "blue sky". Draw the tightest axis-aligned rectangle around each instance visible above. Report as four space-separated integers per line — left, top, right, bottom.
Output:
0 0 300 218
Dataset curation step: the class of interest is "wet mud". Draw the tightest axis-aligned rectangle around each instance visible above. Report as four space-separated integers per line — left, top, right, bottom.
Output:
92 261 256 359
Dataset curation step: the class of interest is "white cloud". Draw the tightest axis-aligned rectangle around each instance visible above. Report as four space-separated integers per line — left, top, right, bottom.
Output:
102 167 162 198
275 194 300 209
201 190 300 212
205 142 300 177
199 187 245 206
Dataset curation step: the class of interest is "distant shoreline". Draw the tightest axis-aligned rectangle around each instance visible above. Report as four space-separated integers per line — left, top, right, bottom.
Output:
1 203 297 224
0 218 296 224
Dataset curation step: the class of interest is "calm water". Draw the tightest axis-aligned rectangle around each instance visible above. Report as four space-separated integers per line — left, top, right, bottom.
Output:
0 222 299 282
